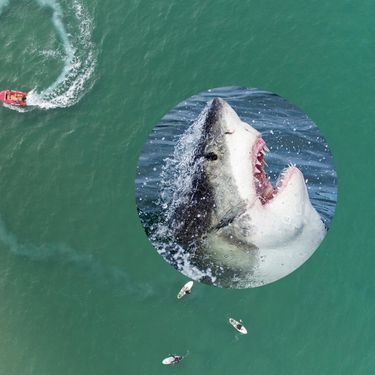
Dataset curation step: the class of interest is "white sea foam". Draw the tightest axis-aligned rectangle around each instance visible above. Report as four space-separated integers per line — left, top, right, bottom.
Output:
3 103 28 113
160 105 208 224
152 105 219 284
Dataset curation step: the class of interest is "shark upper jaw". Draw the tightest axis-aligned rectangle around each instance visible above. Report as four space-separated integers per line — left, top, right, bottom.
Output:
205 97 302 210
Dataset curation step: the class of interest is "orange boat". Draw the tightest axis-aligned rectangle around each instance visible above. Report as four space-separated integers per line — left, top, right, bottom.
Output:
0 90 28 107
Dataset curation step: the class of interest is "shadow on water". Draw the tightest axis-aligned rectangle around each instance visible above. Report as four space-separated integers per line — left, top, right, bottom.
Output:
0 216 155 301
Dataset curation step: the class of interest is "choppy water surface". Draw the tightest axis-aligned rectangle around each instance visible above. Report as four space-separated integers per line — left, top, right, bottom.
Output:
136 87 337 287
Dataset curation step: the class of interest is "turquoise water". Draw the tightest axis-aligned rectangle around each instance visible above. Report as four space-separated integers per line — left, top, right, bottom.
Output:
0 0 374 374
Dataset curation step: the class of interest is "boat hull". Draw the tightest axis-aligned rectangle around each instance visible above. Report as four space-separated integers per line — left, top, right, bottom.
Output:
0 90 28 107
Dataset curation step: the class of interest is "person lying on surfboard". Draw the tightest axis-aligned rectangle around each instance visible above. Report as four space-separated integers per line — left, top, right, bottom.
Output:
177 281 193 299
162 354 183 365
229 318 248 334
236 322 244 331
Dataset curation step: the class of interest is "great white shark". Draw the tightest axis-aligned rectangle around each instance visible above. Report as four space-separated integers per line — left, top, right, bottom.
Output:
168 97 326 288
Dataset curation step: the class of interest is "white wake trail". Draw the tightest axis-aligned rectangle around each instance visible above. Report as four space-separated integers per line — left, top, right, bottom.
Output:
1 0 96 110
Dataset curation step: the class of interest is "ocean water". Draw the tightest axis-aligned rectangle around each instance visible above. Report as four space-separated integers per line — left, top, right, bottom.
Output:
0 1 374 374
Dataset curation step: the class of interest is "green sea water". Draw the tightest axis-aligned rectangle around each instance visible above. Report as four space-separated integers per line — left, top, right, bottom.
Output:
0 0 373 374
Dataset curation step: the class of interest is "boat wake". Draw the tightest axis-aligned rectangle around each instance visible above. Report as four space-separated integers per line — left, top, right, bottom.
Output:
3 103 28 113
0 0 96 111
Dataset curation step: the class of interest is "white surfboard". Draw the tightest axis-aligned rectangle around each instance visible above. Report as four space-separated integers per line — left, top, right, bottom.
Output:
177 281 193 299
162 355 183 365
229 318 248 334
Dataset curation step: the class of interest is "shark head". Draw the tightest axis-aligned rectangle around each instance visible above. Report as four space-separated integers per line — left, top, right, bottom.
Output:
201 97 319 224
183 97 326 286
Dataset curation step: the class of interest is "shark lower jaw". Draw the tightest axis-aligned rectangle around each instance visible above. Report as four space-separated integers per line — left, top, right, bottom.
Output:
252 137 298 205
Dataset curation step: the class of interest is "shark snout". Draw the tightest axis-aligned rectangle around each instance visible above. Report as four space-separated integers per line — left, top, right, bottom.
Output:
208 98 260 137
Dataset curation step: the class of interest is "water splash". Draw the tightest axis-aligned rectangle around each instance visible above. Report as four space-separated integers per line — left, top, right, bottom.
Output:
1 0 96 110
3 103 28 113
160 105 208 225
149 104 217 284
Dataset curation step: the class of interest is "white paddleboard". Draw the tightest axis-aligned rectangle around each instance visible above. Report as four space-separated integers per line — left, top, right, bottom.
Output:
229 318 248 334
177 281 193 299
162 355 183 365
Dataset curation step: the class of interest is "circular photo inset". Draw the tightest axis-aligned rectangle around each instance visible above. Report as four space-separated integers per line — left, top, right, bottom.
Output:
136 87 337 288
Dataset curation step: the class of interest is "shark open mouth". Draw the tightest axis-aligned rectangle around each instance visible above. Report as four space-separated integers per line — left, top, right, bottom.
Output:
253 136 296 205
253 138 273 204
253 136 288 204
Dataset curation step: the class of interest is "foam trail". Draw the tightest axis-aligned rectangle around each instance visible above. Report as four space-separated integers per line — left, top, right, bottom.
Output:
1 0 96 110
3 103 28 113
28 0 96 109
35 0 75 92
0 217 154 300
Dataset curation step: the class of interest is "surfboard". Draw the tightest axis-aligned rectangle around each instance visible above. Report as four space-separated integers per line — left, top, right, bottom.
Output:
229 318 248 334
162 355 183 365
177 281 193 299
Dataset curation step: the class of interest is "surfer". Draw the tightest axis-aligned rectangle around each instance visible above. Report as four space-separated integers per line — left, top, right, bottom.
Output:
177 281 194 299
229 318 248 334
162 354 183 365
171 355 183 364
236 321 243 331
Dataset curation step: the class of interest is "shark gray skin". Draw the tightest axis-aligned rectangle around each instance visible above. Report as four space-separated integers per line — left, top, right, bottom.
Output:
168 98 326 288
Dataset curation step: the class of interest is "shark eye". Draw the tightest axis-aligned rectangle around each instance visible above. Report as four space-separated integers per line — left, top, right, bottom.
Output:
205 152 218 161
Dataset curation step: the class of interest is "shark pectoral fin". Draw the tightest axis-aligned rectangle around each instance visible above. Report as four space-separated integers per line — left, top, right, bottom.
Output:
212 202 248 231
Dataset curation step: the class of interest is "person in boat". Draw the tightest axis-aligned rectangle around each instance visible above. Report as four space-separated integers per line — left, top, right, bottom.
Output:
22 96 27 102
185 289 191 295
7 93 20 101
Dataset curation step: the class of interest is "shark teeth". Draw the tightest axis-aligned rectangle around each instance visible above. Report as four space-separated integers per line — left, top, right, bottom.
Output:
253 138 275 204
275 168 289 190
253 140 298 203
